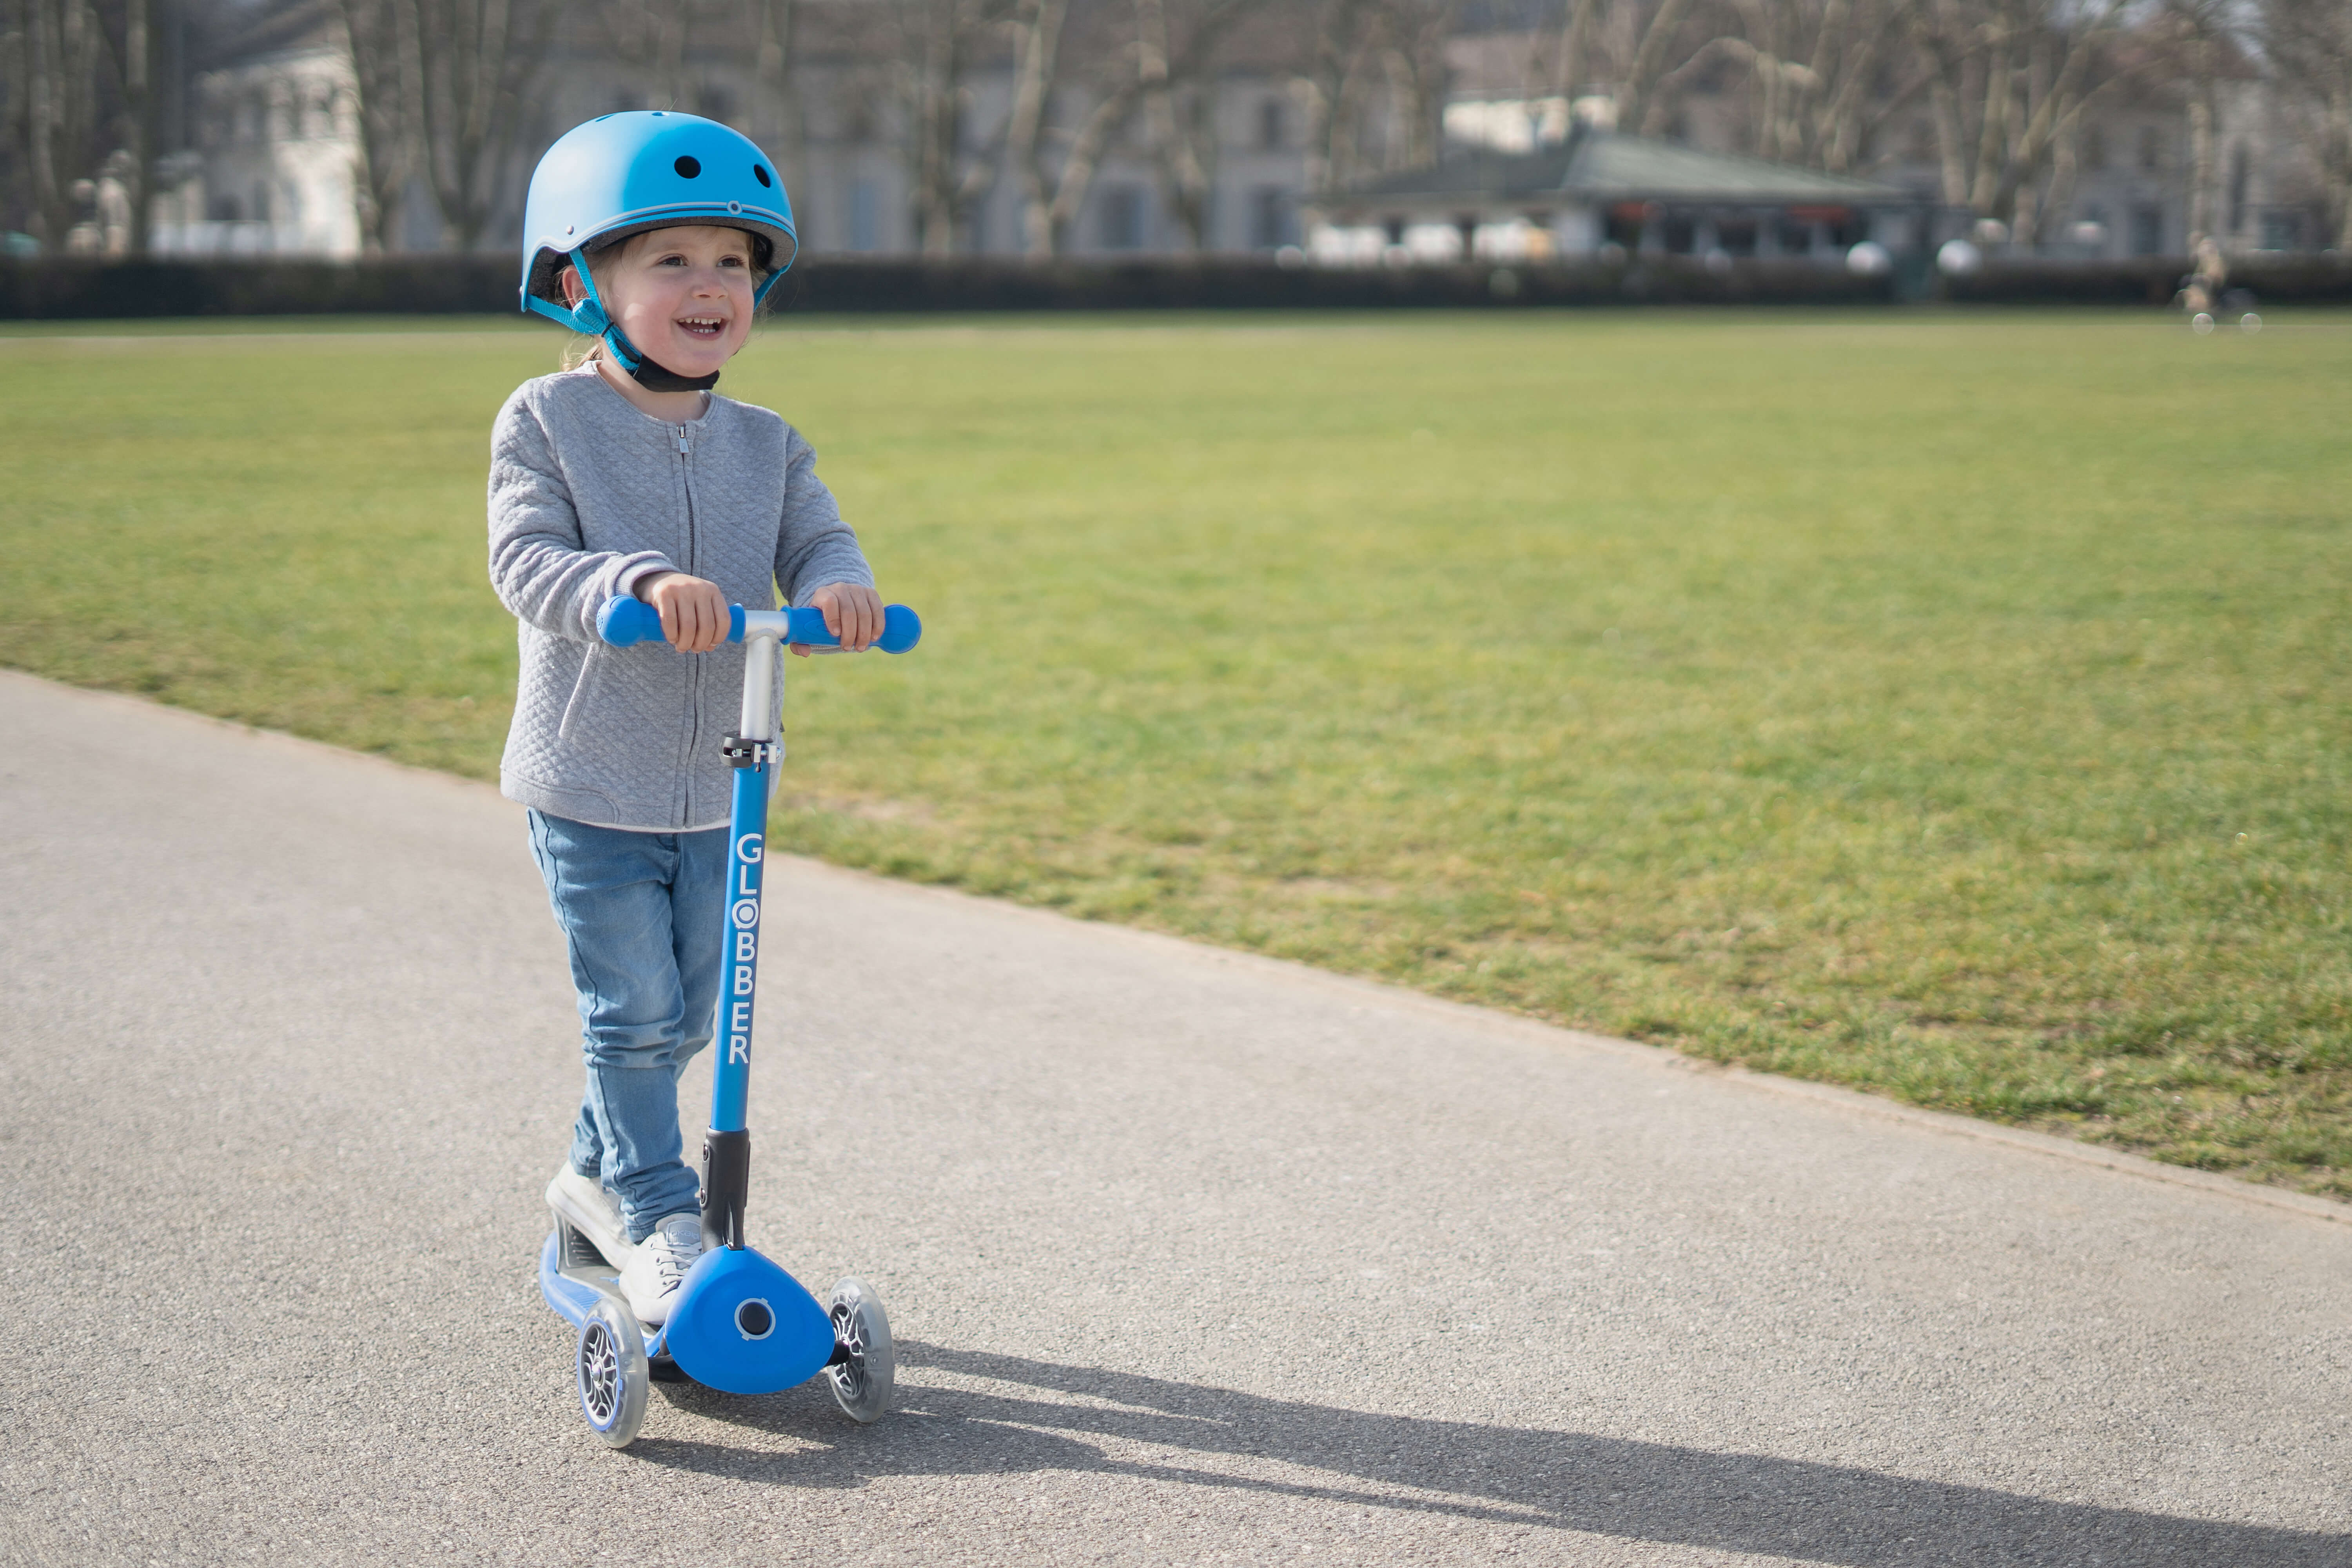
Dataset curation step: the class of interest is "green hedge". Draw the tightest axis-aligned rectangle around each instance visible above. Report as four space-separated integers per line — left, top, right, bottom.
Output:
4 252 2348 318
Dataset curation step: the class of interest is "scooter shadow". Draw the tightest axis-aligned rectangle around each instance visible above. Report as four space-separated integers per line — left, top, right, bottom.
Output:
629 1341 2346 1566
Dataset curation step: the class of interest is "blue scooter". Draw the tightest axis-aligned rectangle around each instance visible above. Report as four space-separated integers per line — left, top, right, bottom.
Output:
538 593 923 1447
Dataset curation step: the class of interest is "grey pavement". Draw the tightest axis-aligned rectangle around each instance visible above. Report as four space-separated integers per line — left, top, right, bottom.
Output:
1 667 2345 1567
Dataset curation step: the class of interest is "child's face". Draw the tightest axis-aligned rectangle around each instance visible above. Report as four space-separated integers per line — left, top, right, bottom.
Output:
565 224 758 378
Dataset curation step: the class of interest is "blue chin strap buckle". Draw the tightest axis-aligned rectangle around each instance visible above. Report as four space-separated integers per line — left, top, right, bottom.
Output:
535 250 644 372
522 246 644 372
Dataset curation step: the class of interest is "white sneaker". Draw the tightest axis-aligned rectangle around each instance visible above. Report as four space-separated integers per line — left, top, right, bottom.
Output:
546 1164 630 1267
618 1212 705 1325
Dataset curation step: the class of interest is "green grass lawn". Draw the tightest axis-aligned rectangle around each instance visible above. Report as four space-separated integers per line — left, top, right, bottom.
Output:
6 310 2347 1195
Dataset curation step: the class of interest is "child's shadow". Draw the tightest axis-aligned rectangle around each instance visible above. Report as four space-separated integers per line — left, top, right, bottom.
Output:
630 1340 2345 1566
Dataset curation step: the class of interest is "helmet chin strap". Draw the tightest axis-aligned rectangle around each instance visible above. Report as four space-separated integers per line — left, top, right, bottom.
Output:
560 251 720 393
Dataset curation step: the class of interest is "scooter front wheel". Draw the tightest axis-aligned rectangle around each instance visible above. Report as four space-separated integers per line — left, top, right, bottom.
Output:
826 1277 895 1424
576 1295 650 1447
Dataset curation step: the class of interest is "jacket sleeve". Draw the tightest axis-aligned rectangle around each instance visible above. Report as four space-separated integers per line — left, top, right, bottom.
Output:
774 425 875 606
487 387 676 642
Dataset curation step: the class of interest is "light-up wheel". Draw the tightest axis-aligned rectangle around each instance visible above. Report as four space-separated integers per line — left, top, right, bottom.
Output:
825 1277 894 1424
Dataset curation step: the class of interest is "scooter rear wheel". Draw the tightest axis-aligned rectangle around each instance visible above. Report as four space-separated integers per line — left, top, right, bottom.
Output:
826 1277 894 1424
576 1295 650 1447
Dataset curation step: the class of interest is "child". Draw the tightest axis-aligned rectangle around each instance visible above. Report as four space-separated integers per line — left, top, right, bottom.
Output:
489 112 883 1325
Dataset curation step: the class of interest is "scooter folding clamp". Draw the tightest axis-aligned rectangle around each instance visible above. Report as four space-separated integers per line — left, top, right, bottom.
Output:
719 733 779 768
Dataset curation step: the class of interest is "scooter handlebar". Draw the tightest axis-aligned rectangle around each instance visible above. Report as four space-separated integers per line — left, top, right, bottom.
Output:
596 595 922 654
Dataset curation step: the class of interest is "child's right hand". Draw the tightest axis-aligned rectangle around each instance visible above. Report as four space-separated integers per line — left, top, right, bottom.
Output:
635 571 731 653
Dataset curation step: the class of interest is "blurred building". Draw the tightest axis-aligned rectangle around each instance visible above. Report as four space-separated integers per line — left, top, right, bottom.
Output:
1430 25 2332 260
149 36 363 256
1310 122 1914 263
122 2 2337 262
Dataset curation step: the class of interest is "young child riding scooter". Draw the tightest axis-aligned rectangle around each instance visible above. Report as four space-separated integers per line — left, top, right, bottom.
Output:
490 113 884 1327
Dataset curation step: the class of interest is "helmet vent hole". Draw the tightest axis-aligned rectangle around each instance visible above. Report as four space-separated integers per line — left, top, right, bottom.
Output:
674 155 702 178
752 165 771 187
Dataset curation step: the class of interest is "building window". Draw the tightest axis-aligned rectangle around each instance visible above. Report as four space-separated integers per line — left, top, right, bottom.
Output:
1258 98 1285 150
2260 210 2301 250
2227 144 2249 234
2129 204 2163 255
849 178 879 252
1249 187 1290 248
1100 185 1145 250
2082 125 2106 171
2136 126 2161 172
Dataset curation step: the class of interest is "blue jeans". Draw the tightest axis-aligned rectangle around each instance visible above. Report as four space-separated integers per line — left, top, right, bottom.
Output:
527 809 727 1241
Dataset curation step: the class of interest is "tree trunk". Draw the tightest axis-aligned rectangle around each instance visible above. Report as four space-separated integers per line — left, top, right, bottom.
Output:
911 0 962 254
1303 0 1372 199
1620 0 1700 136
1968 10 2013 215
2183 36 2215 243
116 0 148 254
1045 78 1145 245
1002 0 1065 255
1912 3 1970 207
1552 0 1598 102
414 0 554 251
751 0 806 215
339 0 416 254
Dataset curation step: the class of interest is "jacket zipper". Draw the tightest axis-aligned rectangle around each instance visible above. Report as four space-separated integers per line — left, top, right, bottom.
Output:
678 420 699 824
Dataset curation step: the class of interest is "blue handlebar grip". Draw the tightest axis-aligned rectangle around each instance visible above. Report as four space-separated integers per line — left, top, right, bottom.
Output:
596 595 666 646
594 598 749 647
783 604 924 653
878 604 924 653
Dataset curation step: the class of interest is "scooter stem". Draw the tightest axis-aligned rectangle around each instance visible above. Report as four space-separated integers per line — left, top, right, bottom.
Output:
701 629 780 1252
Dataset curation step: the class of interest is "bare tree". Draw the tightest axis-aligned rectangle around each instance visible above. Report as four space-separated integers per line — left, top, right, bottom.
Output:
1697 0 1915 171
1303 0 1454 192
1300 0 1375 196
1907 0 2134 225
886 0 1016 253
1001 0 1157 255
1614 0 1703 134
2260 0 2352 246
336 0 415 251
4 0 150 250
410 0 554 249
747 0 807 196
2146 0 2242 245
1137 0 1259 245
1001 0 1070 251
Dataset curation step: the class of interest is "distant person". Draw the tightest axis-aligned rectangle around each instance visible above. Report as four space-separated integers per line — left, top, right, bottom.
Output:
487 113 886 1327
2177 234 2228 317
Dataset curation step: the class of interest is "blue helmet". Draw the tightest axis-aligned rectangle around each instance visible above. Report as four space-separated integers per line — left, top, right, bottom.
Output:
519 111 797 381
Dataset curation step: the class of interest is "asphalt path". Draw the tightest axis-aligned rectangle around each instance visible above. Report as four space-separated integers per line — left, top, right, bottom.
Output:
2 668 2346 1567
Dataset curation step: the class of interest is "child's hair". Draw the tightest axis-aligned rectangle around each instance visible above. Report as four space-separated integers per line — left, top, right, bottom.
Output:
557 227 776 370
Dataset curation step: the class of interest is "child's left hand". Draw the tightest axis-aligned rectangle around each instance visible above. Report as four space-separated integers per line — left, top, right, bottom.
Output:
792 583 885 656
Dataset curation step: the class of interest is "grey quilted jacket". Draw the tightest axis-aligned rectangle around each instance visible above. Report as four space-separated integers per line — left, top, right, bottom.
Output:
487 366 874 831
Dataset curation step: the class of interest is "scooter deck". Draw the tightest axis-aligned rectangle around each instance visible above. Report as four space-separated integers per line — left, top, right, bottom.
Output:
539 1221 686 1376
